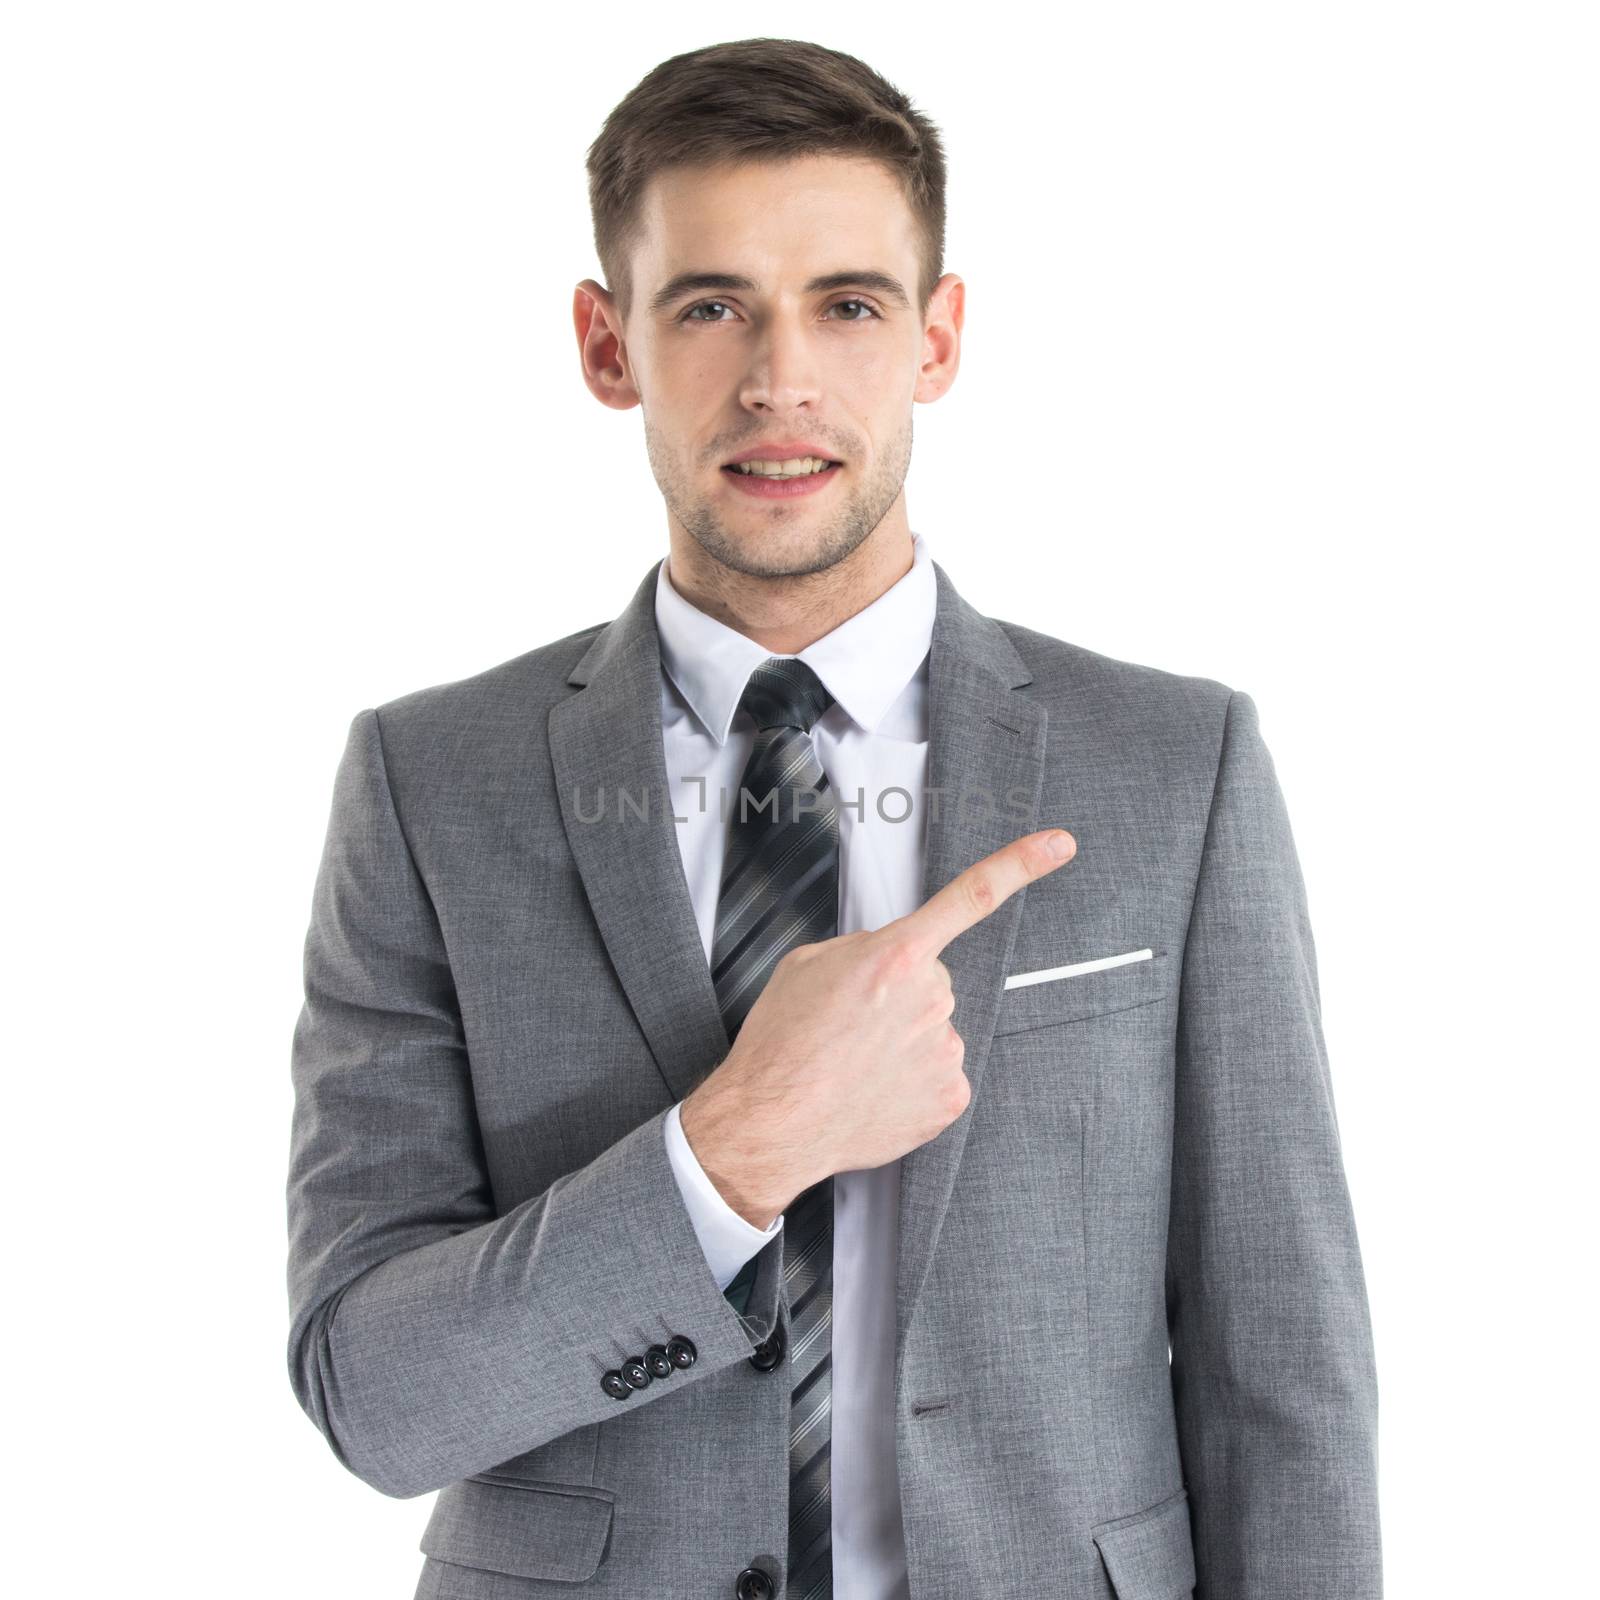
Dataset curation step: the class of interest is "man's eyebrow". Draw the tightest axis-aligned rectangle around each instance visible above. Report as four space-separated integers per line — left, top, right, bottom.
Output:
647 269 912 316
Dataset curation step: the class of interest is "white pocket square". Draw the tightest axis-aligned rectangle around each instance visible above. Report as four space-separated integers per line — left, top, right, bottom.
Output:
1003 947 1153 990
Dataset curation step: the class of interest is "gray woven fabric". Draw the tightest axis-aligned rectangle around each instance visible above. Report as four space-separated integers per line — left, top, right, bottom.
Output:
711 656 839 1600
285 553 1382 1599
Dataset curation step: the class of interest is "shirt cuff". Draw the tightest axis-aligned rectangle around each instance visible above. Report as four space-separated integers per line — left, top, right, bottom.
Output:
663 1099 784 1292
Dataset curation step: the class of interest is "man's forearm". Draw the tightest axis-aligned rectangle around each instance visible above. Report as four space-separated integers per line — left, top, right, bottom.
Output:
679 1072 804 1231
286 710 786 1499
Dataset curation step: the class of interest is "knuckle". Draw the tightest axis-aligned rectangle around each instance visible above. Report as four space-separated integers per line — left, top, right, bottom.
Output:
963 873 998 918
881 940 920 983
866 940 918 1006
942 1068 971 1120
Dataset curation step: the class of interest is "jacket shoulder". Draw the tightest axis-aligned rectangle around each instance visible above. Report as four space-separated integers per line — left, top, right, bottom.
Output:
994 616 1237 728
368 621 609 733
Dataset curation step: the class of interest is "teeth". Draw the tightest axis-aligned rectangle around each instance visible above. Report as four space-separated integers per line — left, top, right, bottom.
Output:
732 456 835 477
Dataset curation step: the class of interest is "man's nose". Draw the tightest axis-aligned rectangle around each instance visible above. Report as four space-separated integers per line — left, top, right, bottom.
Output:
738 317 824 412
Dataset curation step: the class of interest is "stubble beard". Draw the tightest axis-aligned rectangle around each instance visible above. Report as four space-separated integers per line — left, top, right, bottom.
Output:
644 413 913 582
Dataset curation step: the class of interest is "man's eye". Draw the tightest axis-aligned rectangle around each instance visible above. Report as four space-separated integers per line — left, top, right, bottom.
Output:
680 298 882 323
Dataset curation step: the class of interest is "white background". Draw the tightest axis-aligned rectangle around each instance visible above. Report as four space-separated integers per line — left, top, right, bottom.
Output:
4 3 1594 1593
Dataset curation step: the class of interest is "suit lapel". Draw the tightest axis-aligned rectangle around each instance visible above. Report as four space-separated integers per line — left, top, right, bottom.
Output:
894 562 1045 1368
549 554 1046 1361
550 560 733 1107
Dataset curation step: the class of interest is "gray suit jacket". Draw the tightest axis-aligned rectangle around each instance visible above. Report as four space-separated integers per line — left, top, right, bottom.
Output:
286 555 1382 1599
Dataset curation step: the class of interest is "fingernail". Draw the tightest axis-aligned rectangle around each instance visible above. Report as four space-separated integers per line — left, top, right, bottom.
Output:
1047 831 1073 859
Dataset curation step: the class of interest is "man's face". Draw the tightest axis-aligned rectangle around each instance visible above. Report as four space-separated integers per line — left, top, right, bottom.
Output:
613 154 943 580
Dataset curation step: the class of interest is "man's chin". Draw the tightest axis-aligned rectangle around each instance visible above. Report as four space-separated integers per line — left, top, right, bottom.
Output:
687 518 861 582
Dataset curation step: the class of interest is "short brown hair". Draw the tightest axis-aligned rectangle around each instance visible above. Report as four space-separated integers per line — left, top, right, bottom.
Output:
585 38 947 324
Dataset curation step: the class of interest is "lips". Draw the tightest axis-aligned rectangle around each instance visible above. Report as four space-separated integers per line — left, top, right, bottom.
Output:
722 442 843 468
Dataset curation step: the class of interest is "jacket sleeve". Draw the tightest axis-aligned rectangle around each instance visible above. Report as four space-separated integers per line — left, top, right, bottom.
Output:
285 708 786 1500
1166 689 1383 1597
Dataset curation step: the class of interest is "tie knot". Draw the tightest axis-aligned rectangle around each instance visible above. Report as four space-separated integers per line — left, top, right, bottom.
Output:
739 657 834 733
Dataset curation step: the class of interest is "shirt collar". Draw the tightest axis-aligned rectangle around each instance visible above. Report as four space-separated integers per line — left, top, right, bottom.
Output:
655 531 936 746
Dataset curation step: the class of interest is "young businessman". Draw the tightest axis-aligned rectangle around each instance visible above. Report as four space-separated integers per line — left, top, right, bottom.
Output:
287 38 1382 1600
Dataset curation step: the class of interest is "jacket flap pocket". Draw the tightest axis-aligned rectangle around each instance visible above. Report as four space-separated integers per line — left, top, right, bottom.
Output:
995 949 1171 1035
420 1478 615 1582
1091 1486 1195 1599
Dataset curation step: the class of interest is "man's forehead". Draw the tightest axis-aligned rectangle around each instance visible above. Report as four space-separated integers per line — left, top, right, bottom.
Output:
633 163 921 300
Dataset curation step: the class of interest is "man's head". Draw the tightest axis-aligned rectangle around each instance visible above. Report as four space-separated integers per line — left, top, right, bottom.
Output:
574 39 962 589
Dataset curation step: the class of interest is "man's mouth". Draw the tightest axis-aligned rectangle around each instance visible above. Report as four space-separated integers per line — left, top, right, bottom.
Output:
719 455 846 499
721 456 843 479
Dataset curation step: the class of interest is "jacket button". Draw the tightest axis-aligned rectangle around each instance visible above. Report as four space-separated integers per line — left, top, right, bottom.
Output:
666 1334 698 1369
735 1566 774 1599
644 1343 674 1378
621 1357 651 1390
749 1317 787 1372
600 1370 631 1399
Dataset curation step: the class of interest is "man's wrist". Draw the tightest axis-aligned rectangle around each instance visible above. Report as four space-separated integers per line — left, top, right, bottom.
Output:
680 1082 788 1230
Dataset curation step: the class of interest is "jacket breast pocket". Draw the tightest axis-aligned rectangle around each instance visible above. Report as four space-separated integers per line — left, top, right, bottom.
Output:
994 948 1172 1036
419 1477 616 1585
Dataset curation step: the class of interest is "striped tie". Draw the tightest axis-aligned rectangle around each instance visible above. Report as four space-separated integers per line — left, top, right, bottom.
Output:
710 656 837 1600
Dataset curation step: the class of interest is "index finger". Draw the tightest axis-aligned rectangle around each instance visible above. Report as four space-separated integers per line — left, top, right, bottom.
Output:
894 829 1076 958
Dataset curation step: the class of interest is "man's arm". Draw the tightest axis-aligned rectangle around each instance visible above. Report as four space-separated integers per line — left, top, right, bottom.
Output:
1167 689 1383 1596
285 709 783 1500
662 1099 783 1312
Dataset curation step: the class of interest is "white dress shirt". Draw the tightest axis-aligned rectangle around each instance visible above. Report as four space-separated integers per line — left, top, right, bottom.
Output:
656 530 936 1600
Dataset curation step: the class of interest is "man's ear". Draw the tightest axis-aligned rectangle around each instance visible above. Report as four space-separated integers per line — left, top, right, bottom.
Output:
573 279 641 411
914 273 964 405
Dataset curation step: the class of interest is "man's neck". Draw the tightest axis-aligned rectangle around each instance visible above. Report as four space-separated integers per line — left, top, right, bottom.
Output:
663 524 915 654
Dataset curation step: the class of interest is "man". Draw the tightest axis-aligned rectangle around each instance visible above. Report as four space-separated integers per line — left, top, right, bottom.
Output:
286 38 1382 1600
